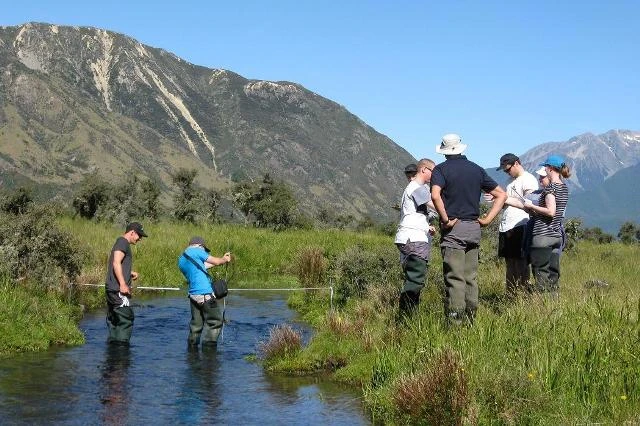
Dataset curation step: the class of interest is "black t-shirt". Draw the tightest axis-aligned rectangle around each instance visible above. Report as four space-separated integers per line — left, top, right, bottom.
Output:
431 155 498 220
105 236 132 293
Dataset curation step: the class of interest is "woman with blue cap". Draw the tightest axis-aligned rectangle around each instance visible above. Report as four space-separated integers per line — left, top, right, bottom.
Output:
521 155 571 293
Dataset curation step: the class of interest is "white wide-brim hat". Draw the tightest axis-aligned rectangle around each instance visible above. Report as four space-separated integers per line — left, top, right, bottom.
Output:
436 133 467 155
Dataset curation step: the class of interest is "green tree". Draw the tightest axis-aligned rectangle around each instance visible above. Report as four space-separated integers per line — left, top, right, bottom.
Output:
140 178 161 220
172 168 200 223
582 226 614 244
252 175 298 230
202 188 222 222
618 221 639 244
72 174 109 219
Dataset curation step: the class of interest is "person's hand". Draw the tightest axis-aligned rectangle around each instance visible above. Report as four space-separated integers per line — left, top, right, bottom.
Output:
428 225 436 236
131 271 139 281
223 252 232 263
523 199 534 209
478 215 492 227
441 218 458 229
119 283 131 296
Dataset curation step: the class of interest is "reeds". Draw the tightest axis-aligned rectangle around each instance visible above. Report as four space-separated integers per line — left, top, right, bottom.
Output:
258 324 302 361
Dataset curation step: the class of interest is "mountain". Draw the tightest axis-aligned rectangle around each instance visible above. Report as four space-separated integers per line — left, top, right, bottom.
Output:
0 23 414 221
568 163 640 234
485 130 640 234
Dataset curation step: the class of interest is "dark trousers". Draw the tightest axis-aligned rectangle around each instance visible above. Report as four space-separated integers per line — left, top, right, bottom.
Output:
399 254 428 315
529 235 562 293
106 306 134 344
530 247 561 292
442 246 479 324
189 297 224 346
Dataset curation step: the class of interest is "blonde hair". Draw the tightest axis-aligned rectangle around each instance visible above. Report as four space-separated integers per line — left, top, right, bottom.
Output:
417 158 435 170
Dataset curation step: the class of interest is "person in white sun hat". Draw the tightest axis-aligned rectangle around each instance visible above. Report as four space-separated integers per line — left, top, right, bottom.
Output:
431 134 506 326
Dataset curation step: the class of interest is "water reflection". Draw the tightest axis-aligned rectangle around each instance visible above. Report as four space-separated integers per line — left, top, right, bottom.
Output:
100 344 132 425
176 347 221 423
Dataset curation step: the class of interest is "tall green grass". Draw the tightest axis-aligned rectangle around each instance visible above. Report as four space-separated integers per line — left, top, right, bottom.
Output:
270 241 640 424
0 276 84 358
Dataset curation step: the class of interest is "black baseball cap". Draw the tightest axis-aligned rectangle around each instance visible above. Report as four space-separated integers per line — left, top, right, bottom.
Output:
404 163 418 174
125 222 148 238
496 153 520 171
189 236 210 253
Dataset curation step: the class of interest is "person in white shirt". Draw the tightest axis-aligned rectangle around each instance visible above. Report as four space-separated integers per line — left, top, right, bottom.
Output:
493 153 538 295
394 158 436 316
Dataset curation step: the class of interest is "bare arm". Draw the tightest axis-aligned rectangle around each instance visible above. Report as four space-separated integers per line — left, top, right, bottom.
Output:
478 186 507 226
431 185 458 228
525 193 556 218
112 251 130 295
204 252 232 268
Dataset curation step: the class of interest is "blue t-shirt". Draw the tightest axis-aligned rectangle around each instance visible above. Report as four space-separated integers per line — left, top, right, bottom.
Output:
178 246 212 295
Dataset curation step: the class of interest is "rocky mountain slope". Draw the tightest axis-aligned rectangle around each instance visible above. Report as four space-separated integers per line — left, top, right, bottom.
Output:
0 23 414 221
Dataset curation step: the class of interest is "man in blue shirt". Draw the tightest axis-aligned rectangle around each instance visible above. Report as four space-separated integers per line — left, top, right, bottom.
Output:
431 134 506 325
178 236 232 348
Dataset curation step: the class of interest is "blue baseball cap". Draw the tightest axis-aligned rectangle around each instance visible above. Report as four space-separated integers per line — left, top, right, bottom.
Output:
539 155 566 169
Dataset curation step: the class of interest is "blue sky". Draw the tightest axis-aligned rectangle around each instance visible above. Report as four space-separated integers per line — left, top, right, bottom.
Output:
4 1 639 167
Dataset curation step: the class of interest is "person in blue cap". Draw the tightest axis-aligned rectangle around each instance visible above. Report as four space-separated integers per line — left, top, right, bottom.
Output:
521 155 571 293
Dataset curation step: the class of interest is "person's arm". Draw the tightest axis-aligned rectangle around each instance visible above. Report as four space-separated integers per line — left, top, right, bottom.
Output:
478 186 507 226
431 185 457 229
112 251 130 295
525 193 556 217
204 252 232 269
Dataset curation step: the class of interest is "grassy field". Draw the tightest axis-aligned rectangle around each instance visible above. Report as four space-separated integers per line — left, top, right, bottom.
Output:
265 241 640 424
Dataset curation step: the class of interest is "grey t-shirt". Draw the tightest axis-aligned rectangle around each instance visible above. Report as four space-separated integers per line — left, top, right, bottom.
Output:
105 237 132 300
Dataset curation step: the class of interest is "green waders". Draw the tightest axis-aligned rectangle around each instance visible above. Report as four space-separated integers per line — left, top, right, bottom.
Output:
442 246 479 325
189 297 224 347
107 306 134 344
399 254 428 316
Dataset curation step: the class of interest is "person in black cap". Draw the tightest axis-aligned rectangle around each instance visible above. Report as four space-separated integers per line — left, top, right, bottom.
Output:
105 222 148 344
492 153 538 296
404 163 418 181
178 236 232 349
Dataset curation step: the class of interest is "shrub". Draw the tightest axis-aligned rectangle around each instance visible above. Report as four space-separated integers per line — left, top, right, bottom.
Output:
392 348 471 425
329 244 401 304
1 186 33 215
258 324 302 361
0 204 84 289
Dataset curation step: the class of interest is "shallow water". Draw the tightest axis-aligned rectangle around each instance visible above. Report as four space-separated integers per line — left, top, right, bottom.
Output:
0 293 369 425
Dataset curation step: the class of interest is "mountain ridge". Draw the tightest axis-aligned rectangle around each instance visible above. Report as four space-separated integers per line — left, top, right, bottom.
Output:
0 22 415 221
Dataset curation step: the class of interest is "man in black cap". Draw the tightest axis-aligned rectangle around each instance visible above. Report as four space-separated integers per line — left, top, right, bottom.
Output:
404 163 418 181
492 153 538 295
178 236 232 349
105 222 147 344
